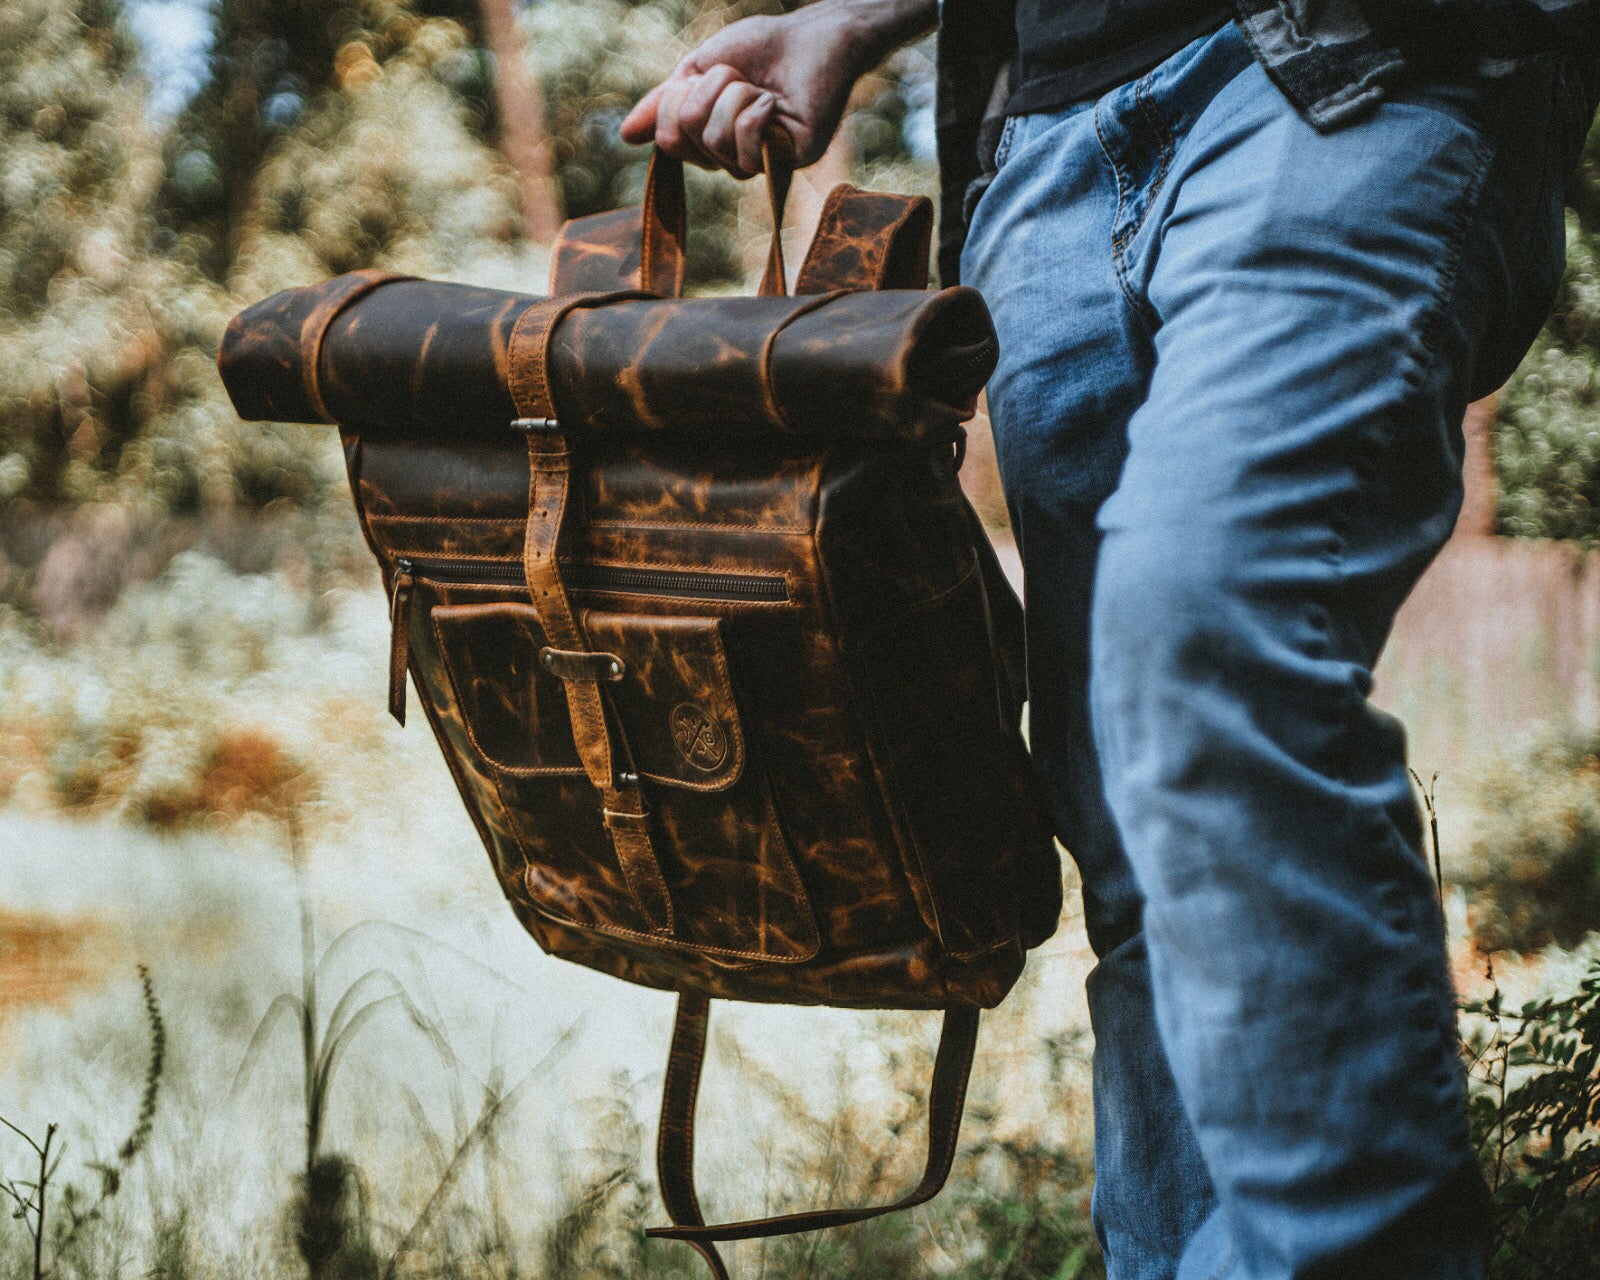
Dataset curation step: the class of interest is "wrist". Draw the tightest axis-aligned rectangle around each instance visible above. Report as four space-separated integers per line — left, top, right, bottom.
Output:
808 0 938 72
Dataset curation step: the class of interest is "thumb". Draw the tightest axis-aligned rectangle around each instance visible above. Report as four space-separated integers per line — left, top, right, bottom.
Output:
621 82 667 144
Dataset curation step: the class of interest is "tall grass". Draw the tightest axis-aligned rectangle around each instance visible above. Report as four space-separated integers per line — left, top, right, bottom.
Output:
10 545 1600 1278
1 966 165 1279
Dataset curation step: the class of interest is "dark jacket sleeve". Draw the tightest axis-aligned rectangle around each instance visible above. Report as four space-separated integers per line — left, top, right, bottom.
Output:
934 0 1016 287
1357 0 1599 67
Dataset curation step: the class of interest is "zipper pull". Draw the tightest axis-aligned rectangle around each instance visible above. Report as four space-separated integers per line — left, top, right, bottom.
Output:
388 559 414 726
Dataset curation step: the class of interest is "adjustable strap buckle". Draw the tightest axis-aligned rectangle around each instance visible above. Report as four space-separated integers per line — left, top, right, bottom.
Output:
511 416 562 434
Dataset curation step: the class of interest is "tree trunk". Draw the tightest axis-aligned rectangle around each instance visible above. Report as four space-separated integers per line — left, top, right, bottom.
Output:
477 0 564 244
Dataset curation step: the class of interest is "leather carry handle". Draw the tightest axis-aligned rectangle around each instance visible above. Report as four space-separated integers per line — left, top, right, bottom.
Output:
641 137 795 299
547 142 934 297
647 994 980 1277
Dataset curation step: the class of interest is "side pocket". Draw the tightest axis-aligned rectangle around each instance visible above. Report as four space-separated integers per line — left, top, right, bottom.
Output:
854 564 1033 958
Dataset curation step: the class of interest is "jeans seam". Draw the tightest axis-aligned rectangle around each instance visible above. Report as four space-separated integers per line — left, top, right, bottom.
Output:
1121 78 1175 329
993 114 1019 172
1097 88 1165 333
1416 133 1498 365
1133 76 1176 224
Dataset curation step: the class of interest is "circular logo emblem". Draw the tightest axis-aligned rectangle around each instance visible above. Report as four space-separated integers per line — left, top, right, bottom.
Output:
670 703 728 771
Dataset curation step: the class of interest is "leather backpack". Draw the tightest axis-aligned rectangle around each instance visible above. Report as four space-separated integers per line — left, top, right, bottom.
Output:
218 150 1062 1278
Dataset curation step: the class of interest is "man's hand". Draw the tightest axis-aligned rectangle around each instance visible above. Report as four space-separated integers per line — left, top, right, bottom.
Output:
620 0 936 178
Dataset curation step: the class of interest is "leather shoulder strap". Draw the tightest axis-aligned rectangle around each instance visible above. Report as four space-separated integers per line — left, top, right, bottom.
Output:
647 994 980 1275
794 185 933 293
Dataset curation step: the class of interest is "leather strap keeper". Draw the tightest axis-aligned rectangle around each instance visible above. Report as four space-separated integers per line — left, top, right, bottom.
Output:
540 647 625 683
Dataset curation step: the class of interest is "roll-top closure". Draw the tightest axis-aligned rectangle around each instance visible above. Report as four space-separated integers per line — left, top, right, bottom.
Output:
217 274 998 444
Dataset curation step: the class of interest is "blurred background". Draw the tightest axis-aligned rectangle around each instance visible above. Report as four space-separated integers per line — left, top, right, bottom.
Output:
0 2 1597 1277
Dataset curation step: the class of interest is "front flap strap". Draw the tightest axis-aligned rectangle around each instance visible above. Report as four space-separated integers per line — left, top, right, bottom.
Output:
510 293 674 937
648 999 980 1259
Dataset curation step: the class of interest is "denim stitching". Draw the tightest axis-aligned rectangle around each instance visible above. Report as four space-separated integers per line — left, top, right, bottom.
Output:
1097 94 1159 334
993 115 1019 172
1133 76 1176 224
1099 78 1172 331
1417 133 1497 361
1120 77 1175 327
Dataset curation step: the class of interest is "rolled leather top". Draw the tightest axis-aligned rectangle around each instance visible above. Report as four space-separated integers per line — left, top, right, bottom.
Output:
217 272 998 443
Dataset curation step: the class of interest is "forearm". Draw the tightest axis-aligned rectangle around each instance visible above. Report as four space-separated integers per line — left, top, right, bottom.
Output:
812 0 939 72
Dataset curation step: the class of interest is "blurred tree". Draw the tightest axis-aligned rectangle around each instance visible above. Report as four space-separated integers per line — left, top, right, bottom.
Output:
0 0 232 516
0 0 540 525
157 0 523 282
1495 115 1600 542
479 0 564 242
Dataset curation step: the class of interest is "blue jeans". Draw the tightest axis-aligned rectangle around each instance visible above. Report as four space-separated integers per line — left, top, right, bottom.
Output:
961 22 1589 1280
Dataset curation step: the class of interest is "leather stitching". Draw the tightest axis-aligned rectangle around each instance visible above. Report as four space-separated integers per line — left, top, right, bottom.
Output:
522 891 820 962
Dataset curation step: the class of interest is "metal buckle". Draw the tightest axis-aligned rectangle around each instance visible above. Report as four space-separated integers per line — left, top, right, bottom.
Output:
510 416 561 434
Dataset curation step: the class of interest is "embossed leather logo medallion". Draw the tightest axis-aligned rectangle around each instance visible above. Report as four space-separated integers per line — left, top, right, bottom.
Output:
671 702 728 771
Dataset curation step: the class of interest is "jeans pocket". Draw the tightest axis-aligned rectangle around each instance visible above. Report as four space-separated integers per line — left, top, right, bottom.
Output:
992 114 1020 172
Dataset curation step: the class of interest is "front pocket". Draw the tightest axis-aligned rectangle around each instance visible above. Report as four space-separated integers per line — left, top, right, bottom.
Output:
428 600 819 963
430 603 581 773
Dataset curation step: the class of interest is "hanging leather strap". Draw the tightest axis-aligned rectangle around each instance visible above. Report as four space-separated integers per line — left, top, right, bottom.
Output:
650 993 731 1280
508 290 674 937
648 994 980 1265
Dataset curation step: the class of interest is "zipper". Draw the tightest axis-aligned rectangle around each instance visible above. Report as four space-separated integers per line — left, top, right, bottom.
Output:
385 554 787 724
395 555 789 603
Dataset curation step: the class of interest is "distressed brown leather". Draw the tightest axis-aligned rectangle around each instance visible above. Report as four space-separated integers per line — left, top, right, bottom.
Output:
222 281 996 443
551 173 933 296
218 149 1060 1278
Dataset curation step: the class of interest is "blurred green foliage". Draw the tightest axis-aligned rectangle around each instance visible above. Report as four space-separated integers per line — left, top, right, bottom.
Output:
0 0 934 530
1466 733 1600 956
1495 113 1600 542
1463 959 1600 1280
